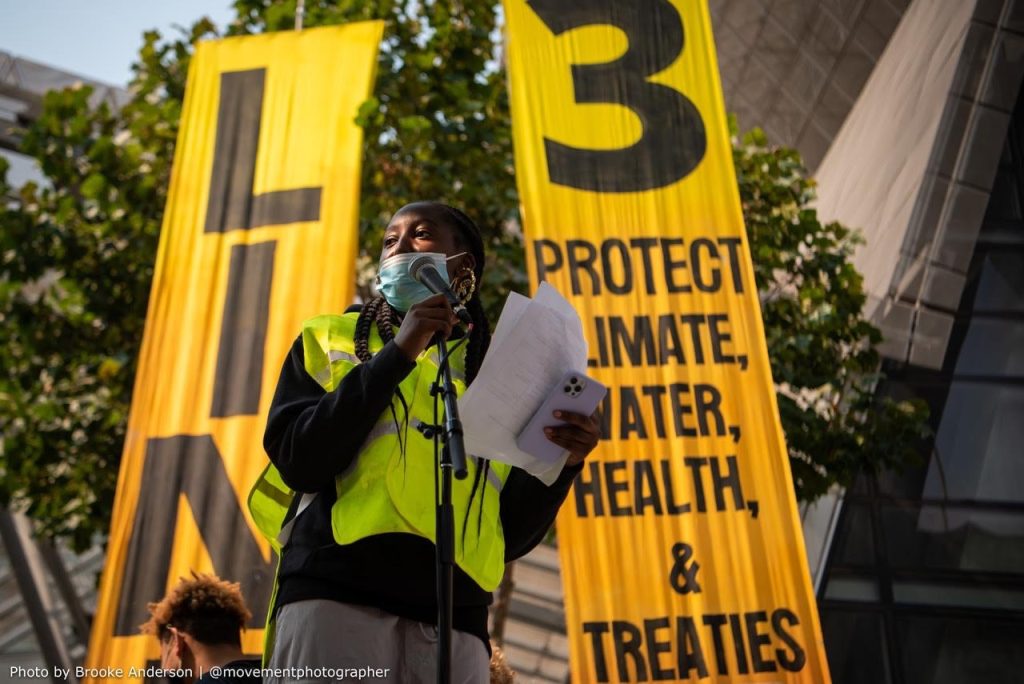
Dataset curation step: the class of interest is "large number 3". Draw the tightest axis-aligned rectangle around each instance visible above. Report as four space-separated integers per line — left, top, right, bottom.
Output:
528 0 707 192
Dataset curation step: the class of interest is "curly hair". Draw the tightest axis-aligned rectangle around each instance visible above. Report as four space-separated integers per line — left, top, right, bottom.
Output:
140 572 251 647
490 643 516 683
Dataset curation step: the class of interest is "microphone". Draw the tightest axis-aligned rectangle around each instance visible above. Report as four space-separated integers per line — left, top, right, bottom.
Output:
408 254 474 326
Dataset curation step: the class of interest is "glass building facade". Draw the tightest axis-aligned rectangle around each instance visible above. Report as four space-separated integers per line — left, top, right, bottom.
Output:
819 84 1024 684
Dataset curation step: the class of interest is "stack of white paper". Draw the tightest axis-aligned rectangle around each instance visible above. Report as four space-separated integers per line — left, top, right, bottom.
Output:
459 283 588 484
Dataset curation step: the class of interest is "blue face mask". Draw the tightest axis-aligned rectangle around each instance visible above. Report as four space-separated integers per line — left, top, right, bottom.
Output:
375 251 451 312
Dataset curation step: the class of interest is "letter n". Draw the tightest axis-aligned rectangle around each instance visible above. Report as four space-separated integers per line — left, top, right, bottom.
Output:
112 435 274 635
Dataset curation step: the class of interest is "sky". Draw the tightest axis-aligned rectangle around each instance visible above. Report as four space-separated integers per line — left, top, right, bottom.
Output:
0 1 237 86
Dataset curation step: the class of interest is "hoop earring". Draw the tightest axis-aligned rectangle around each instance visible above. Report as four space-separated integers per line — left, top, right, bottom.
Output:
453 269 476 304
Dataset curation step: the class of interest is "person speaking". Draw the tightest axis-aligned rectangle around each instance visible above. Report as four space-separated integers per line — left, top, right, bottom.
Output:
249 202 600 683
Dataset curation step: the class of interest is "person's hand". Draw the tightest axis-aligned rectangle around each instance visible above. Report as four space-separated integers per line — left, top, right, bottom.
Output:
393 293 459 361
544 410 601 467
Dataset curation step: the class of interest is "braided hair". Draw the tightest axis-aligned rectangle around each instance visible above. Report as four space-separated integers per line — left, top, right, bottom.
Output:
353 295 402 364
353 202 494 541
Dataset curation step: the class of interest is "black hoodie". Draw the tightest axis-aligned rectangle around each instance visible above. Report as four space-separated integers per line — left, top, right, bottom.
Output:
263 323 581 650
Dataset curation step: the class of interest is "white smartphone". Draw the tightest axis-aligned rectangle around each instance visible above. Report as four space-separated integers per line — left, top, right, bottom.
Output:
515 371 608 468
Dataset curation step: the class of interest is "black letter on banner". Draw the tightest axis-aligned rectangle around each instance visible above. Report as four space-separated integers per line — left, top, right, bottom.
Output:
583 622 612 682
574 461 606 517
204 69 321 233
533 238 564 284
772 609 807 671
205 69 321 416
211 241 276 417
746 611 777 673
613 621 649 681
676 617 709 678
113 435 274 635
527 0 706 191
644 617 674 680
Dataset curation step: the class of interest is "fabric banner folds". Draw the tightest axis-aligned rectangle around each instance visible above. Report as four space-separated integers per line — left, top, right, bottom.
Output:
503 1 831 682
85 24 382 680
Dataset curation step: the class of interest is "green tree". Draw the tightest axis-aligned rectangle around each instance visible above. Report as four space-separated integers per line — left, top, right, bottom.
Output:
0 1 926 550
0 21 218 550
732 123 928 500
229 0 524 318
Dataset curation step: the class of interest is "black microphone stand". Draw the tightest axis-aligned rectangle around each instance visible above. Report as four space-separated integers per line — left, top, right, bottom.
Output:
417 333 468 684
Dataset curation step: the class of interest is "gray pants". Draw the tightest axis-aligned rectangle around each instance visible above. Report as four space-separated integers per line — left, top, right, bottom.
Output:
266 600 490 684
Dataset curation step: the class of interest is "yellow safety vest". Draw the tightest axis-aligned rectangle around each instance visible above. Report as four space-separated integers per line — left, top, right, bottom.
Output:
248 312 510 594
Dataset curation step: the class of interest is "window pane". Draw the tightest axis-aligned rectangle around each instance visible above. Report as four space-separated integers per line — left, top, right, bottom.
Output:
821 610 892 684
972 252 1024 313
832 504 876 567
883 504 1024 574
896 614 1024 684
893 581 1024 611
954 318 1024 377
982 168 1022 223
825 576 880 602
849 471 872 495
923 383 1024 503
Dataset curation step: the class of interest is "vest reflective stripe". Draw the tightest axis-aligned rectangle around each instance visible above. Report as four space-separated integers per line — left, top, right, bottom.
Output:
362 417 400 446
254 476 292 509
248 463 293 554
277 492 317 546
247 312 510 592
487 467 503 492
426 347 465 384
329 349 360 364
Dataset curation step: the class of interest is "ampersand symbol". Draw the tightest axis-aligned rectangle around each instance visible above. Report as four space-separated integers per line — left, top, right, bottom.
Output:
669 542 702 594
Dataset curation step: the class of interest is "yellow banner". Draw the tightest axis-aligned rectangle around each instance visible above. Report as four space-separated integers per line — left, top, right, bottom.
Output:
503 1 831 682
85 24 382 680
